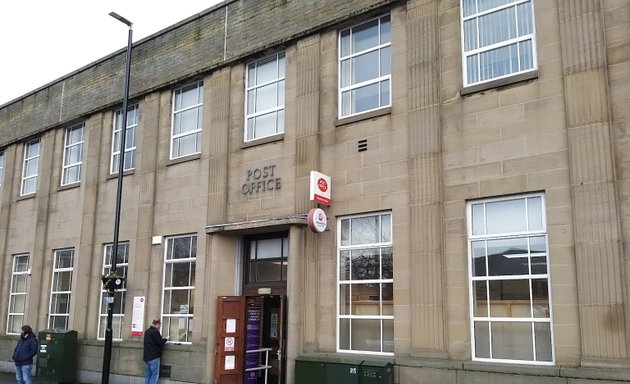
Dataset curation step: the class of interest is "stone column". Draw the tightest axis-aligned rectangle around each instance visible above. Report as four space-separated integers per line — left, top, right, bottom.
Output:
558 0 628 364
406 0 446 356
294 34 322 352
286 226 304 384
603 0 630 361
204 67 232 381
31 130 56 329
73 114 103 333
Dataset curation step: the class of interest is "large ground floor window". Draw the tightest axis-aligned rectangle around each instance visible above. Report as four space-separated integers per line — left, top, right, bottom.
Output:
98 242 129 340
7 254 30 334
468 193 554 364
162 234 196 343
48 248 74 330
337 212 393 354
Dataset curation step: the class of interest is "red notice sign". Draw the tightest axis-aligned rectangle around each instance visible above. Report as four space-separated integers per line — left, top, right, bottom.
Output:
310 171 331 206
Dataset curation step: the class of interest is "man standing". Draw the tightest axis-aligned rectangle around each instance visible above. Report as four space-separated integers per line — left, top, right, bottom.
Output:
12 325 37 384
143 319 167 384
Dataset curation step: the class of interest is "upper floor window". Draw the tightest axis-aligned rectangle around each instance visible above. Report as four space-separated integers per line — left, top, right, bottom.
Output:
461 0 536 86
338 212 393 355
468 193 553 364
98 242 130 340
111 105 138 174
48 248 74 330
245 53 285 141
21 139 40 196
61 123 84 185
7 254 30 334
171 82 203 159
162 235 197 343
339 15 391 118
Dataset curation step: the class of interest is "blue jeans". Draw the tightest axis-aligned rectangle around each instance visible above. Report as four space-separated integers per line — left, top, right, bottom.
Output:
15 364 33 384
145 357 160 384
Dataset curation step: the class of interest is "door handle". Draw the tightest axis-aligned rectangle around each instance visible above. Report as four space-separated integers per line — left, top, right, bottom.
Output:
277 348 282 360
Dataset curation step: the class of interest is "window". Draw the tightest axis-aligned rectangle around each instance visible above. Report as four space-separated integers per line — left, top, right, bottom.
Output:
461 0 536 86
48 249 74 330
339 15 391 118
61 123 84 185
245 53 285 141
98 243 129 340
468 193 553 364
0 152 4 186
337 212 393 354
7 254 29 334
21 139 40 196
111 105 138 174
246 234 289 284
171 82 203 159
162 235 196 343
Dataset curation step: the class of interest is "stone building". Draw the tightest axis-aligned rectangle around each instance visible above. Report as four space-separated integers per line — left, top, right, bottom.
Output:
0 0 628 383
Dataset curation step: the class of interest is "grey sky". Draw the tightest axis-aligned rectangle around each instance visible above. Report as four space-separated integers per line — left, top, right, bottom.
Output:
0 0 223 106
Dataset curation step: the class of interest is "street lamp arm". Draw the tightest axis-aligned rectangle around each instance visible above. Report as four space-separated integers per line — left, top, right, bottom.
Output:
109 12 133 28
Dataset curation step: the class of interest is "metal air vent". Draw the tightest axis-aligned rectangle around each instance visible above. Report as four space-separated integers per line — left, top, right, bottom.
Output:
358 139 368 152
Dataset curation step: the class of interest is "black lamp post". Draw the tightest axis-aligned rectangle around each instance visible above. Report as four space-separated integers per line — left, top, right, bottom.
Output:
102 11 133 384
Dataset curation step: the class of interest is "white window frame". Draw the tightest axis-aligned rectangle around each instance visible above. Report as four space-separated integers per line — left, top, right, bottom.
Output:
21 139 40 196
244 52 286 142
61 123 85 186
48 248 74 330
338 14 392 119
170 82 203 159
7 254 30 335
467 193 554 365
461 0 537 87
337 212 394 355
110 105 138 174
98 242 130 341
0 152 4 187
161 234 197 344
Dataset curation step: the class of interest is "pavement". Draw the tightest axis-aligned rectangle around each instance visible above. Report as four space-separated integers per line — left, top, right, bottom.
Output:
0 370 82 383
0 371 17 383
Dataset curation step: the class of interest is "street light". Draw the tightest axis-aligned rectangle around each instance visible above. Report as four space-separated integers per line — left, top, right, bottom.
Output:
102 11 133 384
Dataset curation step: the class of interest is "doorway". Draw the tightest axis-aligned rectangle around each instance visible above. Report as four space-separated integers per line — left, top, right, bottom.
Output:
215 230 290 384
215 295 287 384
244 295 286 384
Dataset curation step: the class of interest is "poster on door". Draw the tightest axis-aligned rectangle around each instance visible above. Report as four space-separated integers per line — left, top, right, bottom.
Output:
224 337 235 352
245 306 261 384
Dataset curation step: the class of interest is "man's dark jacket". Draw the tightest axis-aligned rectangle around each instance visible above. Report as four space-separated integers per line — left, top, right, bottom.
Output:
13 333 38 366
143 326 167 362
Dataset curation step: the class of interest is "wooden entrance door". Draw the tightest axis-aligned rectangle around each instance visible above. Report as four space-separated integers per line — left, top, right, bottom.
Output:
214 296 246 384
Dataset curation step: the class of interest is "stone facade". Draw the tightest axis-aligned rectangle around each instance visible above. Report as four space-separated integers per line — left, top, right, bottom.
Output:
0 0 628 383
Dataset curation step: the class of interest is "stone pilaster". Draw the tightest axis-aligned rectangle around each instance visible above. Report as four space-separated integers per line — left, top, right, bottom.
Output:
558 0 628 364
406 0 446 355
294 34 322 353
73 114 103 333
207 67 231 225
31 130 56 330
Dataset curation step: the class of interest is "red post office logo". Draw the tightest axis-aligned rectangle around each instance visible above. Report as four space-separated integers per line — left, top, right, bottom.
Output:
317 178 328 192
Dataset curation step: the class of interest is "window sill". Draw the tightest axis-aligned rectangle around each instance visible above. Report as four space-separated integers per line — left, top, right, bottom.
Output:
106 169 135 180
335 107 391 127
17 193 36 201
167 153 201 167
58 182 81 192
461 70 538 96
241 133 284 149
